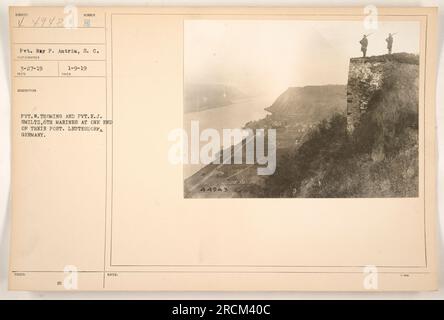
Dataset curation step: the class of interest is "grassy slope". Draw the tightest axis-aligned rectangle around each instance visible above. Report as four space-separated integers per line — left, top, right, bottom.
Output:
264 54 419 197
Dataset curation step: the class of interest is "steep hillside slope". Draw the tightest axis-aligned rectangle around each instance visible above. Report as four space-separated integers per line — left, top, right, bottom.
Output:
265 53 419 197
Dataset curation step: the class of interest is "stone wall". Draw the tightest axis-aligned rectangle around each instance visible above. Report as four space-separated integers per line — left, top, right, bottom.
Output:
346 57 384 132
346 53 419 133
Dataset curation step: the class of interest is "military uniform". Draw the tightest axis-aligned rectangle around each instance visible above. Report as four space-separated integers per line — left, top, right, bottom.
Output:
360 36 368 57
386 34 394 54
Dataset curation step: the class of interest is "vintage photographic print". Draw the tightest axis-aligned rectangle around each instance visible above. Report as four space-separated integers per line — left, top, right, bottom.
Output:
183 20 420 198
8 6 437 292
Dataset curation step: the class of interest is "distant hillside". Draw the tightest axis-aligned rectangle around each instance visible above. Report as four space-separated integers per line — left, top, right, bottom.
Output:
266 85 346 123
184 83 248 113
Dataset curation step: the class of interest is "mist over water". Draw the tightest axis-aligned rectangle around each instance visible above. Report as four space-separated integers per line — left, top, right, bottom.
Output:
183 94 275 178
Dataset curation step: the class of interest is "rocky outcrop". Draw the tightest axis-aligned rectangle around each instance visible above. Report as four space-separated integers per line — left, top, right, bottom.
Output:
346 53 419 133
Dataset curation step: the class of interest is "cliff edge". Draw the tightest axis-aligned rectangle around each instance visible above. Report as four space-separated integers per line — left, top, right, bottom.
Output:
346 53 419 133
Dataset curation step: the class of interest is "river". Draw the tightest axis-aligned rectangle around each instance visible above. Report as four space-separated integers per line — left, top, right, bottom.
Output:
183 95 276 178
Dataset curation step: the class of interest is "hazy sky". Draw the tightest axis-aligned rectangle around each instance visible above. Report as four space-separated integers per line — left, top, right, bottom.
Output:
184 20 420 96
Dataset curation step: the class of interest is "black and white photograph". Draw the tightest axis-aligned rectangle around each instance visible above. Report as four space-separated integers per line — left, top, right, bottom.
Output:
184 20 420 198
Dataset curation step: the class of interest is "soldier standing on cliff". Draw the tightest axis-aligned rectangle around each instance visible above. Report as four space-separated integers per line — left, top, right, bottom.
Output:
386 33 394 54
360 35 368 58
